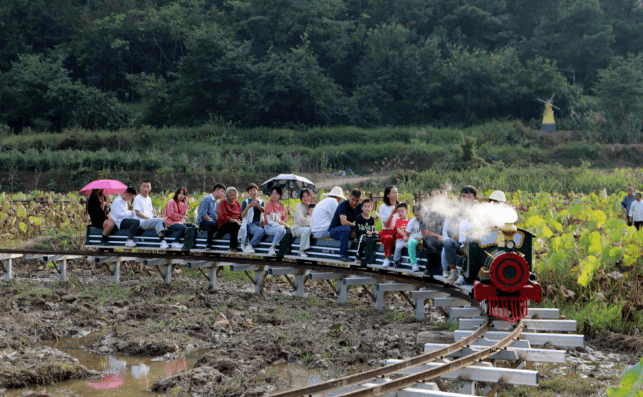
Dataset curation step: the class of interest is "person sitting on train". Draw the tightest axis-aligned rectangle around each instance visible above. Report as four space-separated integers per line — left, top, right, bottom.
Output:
264 186 291 257
87 189 116 245
164 187 196 249
310 186 345 239
240 183 265 253
133 180 170 249
378 185 400 267
110 186 140 248
292 188 314 258
405 203 423 272
216 187 242 251
328 189 363 262
442 185 478 284
486 190 507 204
420 189 445 276
197 183 226 250
390 202 410 267
354 198 376 265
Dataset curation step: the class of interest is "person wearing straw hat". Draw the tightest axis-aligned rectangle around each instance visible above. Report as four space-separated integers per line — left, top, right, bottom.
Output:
310 186 345 239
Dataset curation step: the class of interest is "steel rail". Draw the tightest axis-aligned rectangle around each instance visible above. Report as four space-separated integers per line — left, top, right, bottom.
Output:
0 248 473 301
334 320 526 397
269 320 491 397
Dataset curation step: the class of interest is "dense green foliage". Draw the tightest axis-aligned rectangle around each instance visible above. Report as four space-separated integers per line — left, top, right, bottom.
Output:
1 0 643 137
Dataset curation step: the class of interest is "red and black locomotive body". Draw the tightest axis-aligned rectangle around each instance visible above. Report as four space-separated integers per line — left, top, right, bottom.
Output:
464 224 542 322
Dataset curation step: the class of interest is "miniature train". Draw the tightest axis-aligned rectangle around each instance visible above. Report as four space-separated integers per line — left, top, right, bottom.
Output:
85 222 542 321
465 223 542 321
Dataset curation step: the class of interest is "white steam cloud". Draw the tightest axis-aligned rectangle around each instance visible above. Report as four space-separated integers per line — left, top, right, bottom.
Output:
420 194 519 241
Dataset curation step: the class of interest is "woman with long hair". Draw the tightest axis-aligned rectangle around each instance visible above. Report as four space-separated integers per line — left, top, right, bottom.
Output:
378 185 399 267
87 189 115 245
164 187 196 249
264 186 290 256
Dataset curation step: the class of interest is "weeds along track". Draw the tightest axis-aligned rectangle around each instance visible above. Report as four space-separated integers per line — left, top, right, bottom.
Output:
0 248 584 396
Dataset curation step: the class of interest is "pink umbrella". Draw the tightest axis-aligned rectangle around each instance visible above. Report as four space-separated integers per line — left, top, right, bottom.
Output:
80 179 128 195
86 373 125 390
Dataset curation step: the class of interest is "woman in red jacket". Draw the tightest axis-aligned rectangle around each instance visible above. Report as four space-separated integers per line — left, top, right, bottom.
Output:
216 187 242 251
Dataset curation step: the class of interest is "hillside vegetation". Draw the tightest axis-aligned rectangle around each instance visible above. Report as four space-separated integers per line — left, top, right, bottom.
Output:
0 0 642 141
2 122 643 193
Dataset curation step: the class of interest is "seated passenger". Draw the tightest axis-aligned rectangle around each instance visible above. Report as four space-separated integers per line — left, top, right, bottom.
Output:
87 189 115 245
355 198 376 265
241 183 265 253
197 183 226 250
405 203 424 272
216 187 242 251
264 187 290 257
310 186 345 239
420 190 445 276
390 203 410 267
133 180 169 249
442 185 478 284
164 187 196 249
291 189 314 257
110 187 140 247
378 185 400 267
328 189 362 262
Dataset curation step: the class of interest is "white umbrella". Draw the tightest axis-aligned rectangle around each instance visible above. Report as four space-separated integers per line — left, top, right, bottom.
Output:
260 174 316 199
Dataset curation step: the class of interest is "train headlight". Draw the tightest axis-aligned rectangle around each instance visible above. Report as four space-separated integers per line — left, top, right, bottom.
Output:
506 240 515 250
489 252 530 293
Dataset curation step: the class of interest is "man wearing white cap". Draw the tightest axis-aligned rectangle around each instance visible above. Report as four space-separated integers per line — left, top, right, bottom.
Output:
310 186 345 239
486 190 507 203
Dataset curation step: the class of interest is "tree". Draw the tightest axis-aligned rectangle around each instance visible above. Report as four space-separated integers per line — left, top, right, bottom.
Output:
599 0 643 57
527 0 614 86
354 24 442 124
595 53 643 143
244 39 352 126
0 0 83 71
0 52 127 132
168 26 254 125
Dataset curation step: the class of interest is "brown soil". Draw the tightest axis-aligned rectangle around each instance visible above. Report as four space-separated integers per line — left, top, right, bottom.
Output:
0 257 640 397
0 258 447 396
0 348 97 389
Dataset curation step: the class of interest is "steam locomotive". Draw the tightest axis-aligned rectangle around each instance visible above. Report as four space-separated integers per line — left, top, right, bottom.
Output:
464 223 542 322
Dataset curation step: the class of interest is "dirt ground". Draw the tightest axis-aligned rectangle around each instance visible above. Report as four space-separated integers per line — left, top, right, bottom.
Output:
0 257 638 397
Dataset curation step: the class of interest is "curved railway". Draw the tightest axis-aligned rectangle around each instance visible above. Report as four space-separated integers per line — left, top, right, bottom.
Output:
0 247 583 397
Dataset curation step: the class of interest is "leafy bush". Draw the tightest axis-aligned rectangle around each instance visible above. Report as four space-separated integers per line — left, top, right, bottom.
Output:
0 53 128 132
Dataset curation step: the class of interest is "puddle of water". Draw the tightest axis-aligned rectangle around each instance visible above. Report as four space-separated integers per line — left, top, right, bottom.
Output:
4 334 200 397
270 364 331 393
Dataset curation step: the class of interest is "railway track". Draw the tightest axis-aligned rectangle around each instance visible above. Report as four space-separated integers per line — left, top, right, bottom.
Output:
0 247 583 396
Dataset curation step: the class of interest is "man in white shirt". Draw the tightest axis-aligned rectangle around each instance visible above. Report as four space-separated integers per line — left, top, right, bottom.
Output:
442 185 478 284
110 187 140 247
133 180 169 249
310 186 345 239
629 192 643 230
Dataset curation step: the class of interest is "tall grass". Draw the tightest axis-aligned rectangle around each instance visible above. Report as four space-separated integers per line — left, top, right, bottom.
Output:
395 165 643 195
2 121 643 193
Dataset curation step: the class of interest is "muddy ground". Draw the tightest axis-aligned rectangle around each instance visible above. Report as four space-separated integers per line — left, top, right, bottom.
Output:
0 257 638 397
